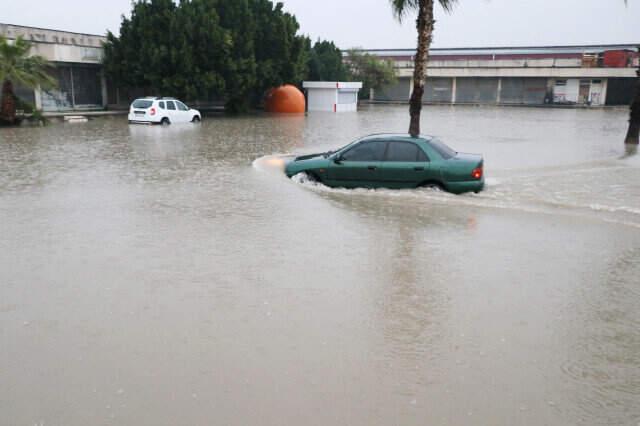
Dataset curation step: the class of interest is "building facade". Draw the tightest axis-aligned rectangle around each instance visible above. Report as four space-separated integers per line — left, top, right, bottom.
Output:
365 45 638 106
0 23 107 112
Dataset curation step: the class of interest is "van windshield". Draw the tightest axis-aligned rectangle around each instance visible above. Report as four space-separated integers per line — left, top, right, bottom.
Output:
132 100 153 109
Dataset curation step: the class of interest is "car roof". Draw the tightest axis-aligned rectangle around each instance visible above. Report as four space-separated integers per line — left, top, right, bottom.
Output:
357 133 435 143
135 97 177 101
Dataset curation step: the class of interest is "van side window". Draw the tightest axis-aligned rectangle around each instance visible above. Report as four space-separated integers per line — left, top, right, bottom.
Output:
159 101 165 109
177 102 189 111
166 101 176 110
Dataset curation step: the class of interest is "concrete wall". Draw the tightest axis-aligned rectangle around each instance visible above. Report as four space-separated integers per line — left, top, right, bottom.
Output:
307 88 337 112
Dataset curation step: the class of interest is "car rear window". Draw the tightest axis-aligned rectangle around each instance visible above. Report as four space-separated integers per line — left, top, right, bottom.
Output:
429 139 457 159
132 100 153 109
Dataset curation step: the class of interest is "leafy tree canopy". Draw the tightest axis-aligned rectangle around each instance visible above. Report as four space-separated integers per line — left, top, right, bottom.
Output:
307 40 349 82
345 49 397 99
104 0 320 112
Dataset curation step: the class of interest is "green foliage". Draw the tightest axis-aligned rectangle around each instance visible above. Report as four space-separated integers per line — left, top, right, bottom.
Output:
345 49 397 99
103 0 312 113
390 0 457 21
0 35 56 90
0 35 56 123
307 40 349 81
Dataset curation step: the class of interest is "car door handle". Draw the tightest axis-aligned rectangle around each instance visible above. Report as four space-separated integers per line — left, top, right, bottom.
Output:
367 166 377 171
414 167 425 171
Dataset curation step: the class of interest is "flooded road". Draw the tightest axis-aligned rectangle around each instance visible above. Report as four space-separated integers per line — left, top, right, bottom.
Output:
1 105 639 426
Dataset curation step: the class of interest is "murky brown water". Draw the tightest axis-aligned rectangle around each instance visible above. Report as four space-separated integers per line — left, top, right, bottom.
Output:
1 105 639 426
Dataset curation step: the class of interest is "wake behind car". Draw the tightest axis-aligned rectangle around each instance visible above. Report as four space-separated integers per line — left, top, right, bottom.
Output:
128 97 201 125
285 134 484 194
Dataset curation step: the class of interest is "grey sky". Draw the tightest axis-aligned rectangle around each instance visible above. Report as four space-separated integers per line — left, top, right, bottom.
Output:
2 0 638 48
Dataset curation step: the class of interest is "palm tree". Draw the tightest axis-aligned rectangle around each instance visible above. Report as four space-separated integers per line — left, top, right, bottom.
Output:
622 1 638 145
623 47 640 145
390 0 457 137
0 35 56 125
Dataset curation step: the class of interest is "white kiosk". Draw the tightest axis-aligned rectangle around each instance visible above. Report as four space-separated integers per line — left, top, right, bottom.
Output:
302 81 363 112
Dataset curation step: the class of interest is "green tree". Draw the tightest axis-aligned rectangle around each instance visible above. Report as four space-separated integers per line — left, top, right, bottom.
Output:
0 36 56 124
103 0 319 112
345 49 397 99
390 0 457 136
307 40 349 81
250 0 309 103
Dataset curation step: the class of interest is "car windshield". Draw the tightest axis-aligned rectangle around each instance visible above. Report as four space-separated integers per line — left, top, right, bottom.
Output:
429 139 457 159
132 100 153 109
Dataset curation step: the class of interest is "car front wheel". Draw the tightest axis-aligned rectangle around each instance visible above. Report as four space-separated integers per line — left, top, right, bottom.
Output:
192 115 201 123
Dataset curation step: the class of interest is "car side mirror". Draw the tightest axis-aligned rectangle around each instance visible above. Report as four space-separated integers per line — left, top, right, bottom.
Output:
333 155 343 164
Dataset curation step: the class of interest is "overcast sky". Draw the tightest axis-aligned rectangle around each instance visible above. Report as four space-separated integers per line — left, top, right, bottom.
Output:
2 0 638 49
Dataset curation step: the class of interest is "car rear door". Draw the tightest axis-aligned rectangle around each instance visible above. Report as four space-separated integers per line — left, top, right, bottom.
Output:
165 101 179 122
327 140 387 188
378 141 431 188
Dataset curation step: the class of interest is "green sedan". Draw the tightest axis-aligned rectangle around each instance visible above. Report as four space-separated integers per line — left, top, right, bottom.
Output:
285 134 484 194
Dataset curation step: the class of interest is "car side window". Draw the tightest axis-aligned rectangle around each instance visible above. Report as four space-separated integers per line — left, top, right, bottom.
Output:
166 101 176 110
417 148 429 162
386 142 423 162
177 102 189 111
159 101 165 109
341 141 387 162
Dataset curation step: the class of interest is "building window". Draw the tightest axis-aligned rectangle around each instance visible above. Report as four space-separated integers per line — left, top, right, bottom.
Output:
555 80 567 86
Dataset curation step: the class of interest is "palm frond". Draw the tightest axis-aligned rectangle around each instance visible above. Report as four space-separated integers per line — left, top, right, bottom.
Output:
390 0 458 21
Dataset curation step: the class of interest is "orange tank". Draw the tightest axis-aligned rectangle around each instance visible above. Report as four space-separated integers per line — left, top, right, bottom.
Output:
264 85 306 113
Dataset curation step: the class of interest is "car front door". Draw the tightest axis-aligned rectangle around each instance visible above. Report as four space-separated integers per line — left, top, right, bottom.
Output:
378 141 431 188
176 101 191 122
327 140 387 188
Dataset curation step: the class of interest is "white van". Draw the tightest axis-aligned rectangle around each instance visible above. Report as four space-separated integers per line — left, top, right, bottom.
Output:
128 97 201 125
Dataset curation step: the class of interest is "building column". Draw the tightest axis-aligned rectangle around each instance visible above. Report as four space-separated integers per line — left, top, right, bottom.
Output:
69 65 76 110
101 71 108 108
496 77 502 104
451 77 457 104
601 79 609 106
34 85 42 110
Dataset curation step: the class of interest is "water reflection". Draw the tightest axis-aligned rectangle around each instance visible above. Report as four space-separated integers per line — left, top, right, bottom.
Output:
622 142 638 158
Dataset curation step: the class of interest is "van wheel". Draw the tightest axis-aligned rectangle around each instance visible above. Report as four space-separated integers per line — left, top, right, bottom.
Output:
160 117 170 125
192 115 201 123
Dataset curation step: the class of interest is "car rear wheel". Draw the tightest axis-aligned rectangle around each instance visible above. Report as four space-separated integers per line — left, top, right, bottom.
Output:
160 117 170 125
419 181 445 191
192 115 201 123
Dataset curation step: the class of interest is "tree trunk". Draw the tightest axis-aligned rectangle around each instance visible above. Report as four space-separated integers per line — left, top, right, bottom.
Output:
1 80 17 124
624 48 640 145
408 0 434 137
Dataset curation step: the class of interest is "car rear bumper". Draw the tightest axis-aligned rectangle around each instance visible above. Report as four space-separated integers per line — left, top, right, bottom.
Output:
445 179 485 194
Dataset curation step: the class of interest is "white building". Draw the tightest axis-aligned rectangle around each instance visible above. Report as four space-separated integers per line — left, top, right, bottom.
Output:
362 45 638 107
303 82 363 112
0 23 107 112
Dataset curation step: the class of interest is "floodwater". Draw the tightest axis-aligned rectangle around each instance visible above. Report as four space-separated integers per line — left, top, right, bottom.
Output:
1 105 639 426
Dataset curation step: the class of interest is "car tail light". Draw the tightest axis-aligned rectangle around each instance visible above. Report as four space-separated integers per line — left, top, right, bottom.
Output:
471 166 483 180
150 107 156 116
